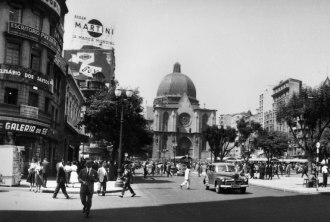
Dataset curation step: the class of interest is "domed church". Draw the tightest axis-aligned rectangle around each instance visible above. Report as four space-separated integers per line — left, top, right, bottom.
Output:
152 63 217 161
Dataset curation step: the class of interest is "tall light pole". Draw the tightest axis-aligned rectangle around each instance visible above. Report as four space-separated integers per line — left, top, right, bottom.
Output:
114 87 133 187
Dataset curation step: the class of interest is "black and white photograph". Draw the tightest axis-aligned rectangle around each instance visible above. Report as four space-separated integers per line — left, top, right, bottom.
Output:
1 0 330 221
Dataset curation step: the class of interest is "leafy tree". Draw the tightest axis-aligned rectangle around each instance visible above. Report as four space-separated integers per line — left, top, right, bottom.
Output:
80 87 153 162
202 125 237 162
256 130 289 163
236 119 262 161
277 83 330 170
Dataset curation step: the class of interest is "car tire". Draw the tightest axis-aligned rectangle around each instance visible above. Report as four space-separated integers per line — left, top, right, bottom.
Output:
240 187 246 194
215 183 221 194
205 186 209 190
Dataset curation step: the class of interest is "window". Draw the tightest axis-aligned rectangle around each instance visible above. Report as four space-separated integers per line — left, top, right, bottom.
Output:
44 97 50 113
28 92 39 107
30 49 41 71
4 88 18 105
33 11 42 30
5 42 20 65
9 5 22 22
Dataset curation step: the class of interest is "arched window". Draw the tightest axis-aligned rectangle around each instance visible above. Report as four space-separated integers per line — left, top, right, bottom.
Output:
161 135 168 152
177 137 192 156
162 112 169 132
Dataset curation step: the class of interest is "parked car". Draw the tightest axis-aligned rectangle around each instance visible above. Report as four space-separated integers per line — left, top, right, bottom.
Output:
203 162 249 194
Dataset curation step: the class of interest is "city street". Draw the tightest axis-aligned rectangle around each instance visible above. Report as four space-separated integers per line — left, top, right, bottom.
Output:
1 170 330 222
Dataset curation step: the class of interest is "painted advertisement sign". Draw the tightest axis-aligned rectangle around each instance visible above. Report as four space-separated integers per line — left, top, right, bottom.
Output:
0 64 53 91
0 121 49 136
8 22 61 53
64 48 115 83
71 15 114 49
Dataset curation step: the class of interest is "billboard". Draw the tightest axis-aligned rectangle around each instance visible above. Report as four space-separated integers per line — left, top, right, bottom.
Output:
64 47 115 83
71 15 114 50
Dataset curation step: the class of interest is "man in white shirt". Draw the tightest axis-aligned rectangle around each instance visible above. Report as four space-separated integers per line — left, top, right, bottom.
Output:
321 164 329 187
180 165 191 189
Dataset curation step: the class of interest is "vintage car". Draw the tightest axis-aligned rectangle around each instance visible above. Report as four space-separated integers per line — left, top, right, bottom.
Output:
203 162 248 194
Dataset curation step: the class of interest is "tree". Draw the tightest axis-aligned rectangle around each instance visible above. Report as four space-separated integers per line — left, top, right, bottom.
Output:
256 130 289 163
202 125 237 162
80 87 153 162
277 83 330 170
236 119 262 161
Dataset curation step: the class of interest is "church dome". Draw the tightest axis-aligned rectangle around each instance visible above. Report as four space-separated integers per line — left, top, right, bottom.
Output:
156 63 197 99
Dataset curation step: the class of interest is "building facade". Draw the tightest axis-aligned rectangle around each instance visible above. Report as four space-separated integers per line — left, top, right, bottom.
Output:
152 63 216 161
0 0 68 175
272 78 302 133
258 85 275 131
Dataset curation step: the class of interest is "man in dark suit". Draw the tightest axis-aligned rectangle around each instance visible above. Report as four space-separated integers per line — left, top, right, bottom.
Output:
78 160 98 218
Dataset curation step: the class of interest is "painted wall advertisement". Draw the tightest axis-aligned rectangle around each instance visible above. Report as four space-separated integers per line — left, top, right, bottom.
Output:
71 15 114 50
0 121 49 136
64 48 115 83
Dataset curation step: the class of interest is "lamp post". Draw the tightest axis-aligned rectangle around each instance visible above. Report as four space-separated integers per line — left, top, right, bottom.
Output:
173 142 177 165
114 87 133 187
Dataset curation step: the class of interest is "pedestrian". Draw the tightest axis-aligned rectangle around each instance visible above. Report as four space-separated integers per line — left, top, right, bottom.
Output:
69 161 79 188
180 165 191 189
119 164 136 198
259 163 265 179
321 164 329 187
97 161 108 196
273 163 280 179
143 162 148 179
286 163 291 176
35 160 43 193
166 162 172 177
300 163 308 178
78 160 98 218
26 157 37 191
41 158 49 188
64 161 72 187
52 163 70 199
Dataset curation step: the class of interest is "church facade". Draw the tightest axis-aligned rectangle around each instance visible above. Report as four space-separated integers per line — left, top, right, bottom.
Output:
152 63 216 161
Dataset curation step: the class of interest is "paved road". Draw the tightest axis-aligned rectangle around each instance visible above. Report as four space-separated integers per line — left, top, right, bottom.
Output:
1 171 330 222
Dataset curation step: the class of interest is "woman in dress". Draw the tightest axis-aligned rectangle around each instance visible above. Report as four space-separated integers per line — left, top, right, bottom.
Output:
69 161 79 187
26 157 37 191
34 160 43 193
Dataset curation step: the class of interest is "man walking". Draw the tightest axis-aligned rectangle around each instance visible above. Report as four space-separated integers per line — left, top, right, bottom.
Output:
78 160 98 218
321 164 329 187
119 164 136 198
180 165 191 189
97 161 108 196
41 158 49 187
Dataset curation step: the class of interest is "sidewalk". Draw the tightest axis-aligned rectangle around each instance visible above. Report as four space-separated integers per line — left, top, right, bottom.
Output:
248 174 330 194
0 177 123 194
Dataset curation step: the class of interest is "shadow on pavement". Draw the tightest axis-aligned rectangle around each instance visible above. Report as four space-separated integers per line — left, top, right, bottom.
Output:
1 194 330 222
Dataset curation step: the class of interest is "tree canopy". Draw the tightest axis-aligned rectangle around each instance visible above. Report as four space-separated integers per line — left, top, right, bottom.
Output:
256 130 289 162
202 125 237 162
80 88 153 161
236 119 262 161
276 83 330 163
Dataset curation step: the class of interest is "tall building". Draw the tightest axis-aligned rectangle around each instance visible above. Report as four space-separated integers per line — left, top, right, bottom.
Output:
259 85 275 131
152 63 216 160
272 78 302 132
0 0 69 175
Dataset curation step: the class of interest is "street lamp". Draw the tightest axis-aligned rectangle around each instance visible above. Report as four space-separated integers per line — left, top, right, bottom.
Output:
316 142 320 163
114 87 133 187
172 142 177 165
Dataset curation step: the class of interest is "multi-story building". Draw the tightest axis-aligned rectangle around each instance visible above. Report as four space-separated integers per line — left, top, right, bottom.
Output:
0 0 68 175
258 85 275 131
272 78 302 133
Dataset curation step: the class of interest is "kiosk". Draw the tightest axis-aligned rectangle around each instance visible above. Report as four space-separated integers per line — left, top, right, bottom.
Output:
0 145 23 186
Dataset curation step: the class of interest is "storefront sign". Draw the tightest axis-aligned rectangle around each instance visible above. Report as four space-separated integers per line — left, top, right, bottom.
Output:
72 15 114 49
40 0 61 17
0 64 53 91
8 22 60 53
0 121 49 136
20 105 39 119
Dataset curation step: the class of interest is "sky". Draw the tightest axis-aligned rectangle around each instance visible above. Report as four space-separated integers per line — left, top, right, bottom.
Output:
63 0 330 115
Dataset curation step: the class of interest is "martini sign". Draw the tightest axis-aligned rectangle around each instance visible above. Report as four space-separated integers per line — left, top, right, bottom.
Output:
72 15 114 49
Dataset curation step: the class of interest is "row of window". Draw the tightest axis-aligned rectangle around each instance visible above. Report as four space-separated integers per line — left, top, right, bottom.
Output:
4 87 58 122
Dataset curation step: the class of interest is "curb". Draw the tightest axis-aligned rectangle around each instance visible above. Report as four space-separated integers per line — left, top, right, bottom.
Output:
249 182 320 195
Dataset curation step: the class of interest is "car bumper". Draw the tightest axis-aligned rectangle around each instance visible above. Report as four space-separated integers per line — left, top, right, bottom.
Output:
221 184 249 188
